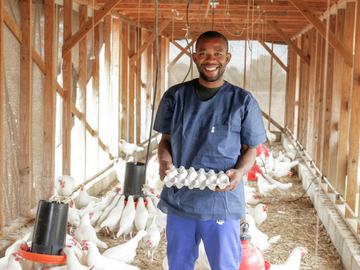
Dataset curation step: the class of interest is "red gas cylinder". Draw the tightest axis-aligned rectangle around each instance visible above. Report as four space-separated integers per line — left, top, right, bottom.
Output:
247 163 263 181
256 143 269 157
239 222 266 270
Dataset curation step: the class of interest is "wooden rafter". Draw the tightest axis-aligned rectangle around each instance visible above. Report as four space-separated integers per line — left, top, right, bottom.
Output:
289 0 353 67
167 38 196 72
129 19 171 66
258 37 289 73
171 40 191 57
267 20 310 66
261 110 284 132
62 0 122 58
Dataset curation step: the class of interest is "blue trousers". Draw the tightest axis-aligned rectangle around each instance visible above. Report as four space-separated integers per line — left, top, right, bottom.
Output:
166 215 242 270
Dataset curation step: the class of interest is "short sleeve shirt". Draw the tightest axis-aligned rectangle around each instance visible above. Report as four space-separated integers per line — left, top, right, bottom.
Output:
153 79 266 221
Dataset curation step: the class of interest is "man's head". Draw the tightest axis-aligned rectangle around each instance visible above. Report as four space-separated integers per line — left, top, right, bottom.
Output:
193 31 231 88
195 31 229 53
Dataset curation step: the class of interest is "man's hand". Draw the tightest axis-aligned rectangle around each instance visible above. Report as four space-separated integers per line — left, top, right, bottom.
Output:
158 134 173 180
215 169 242 191
159 161 173 181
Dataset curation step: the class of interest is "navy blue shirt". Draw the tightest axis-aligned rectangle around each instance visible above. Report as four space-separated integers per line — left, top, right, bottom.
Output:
154 79 266 221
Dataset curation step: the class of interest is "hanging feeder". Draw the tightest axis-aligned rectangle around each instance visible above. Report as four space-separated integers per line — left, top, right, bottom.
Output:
123 161 146 202
247 163 263 181
20 200 68 264
256 143 269 157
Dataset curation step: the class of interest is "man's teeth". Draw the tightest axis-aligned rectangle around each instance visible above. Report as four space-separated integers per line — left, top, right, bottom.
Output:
205 67 217 71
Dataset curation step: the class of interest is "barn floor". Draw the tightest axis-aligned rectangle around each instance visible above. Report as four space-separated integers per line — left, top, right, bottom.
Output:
92 141 346 270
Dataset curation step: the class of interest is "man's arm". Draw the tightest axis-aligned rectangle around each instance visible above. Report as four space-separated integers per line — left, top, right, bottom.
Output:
215 144 256 192
158 134 173 180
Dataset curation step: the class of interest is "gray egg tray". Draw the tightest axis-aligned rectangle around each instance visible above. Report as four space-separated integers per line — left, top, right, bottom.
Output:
163 166 230 190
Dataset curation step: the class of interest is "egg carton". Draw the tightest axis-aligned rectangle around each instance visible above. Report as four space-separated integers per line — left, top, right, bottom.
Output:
163 166 230 190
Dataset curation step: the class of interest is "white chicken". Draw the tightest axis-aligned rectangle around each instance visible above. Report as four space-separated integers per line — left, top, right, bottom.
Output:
55 175 75 203
246 214 270 251
100 194 125 238
74 212 108 249
143 216 161 261
102 230 147 264
77 184 102 209
269 247 308 270
83 241 139 270
134 197 149 231
247 203 268 226
96 194 121 231
263 173 293 193
62 246 95 270
265 129 277 142
119 139 144 159
256 173 277 197
0 253 23 270
117 195 136 239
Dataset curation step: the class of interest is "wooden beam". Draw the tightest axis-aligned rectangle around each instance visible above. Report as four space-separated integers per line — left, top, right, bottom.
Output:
167 38 196 72
19 0 32 217
129 19 171 66
112 19 120 156
136 27 142 144
44 0 55 199
92 23 101 171
258 37 288 73
268 41 274 131
306 28 317 159
261 110 284 132
0 0 4 235
337 2 355 199
129 25 136 143
78 4 87 179
121 23 129 141
328 9 346 188
289 0 353 67
144 30 153 140
321 15 336 178
267 20 310 66
4 9 47 74
104 15 111 149
62 0 121 58
62 0 73 175
170 40 191 57
347 1 360 223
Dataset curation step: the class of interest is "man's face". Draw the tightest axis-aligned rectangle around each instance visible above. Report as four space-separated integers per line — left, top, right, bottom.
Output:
193 37 231 84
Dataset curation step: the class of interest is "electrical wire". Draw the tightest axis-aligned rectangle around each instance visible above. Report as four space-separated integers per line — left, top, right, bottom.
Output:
182 0 192 83
280 175 320 202
198 0 207 30
145 0 159 167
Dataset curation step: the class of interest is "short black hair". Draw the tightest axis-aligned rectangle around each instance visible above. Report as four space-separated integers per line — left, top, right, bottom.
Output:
195 31 229 52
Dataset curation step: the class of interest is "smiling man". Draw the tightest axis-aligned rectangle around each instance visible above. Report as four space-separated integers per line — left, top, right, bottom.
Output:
154 31 267 270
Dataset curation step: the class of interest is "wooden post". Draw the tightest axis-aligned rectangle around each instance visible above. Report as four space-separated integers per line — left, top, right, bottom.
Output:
295 37 302 140
136 27 142 144
44 0 55 198
328 9 345 188
306 28 317 159
112 19 120 155
337 3 356 200
268 41 273 131
19 0 32 217
128 25 135 143
121 23 129 141
92 23 101 172
104 15 111 150
347 1 360 225
62 0 73 175
321 15 336 178
140 29 149 143
313 31 323 164
0 0 4 235
78 4 87 179
145 31 152 139
287 47 296 132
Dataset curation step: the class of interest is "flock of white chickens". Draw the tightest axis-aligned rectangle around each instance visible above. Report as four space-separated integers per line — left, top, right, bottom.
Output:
0 136 311 270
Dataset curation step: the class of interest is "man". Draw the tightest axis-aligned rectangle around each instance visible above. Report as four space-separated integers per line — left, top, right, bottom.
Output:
154 31 266 270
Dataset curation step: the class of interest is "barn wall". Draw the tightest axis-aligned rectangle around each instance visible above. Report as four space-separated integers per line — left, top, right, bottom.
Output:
0 0 165 240
287 1 360 235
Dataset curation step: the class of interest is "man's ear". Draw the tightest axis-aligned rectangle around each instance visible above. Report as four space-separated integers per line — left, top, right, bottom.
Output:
192 52 197 64
226 53 232 64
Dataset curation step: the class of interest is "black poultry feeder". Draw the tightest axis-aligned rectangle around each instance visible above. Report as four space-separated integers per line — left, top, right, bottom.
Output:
123 161 146 202
20 200 68 264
